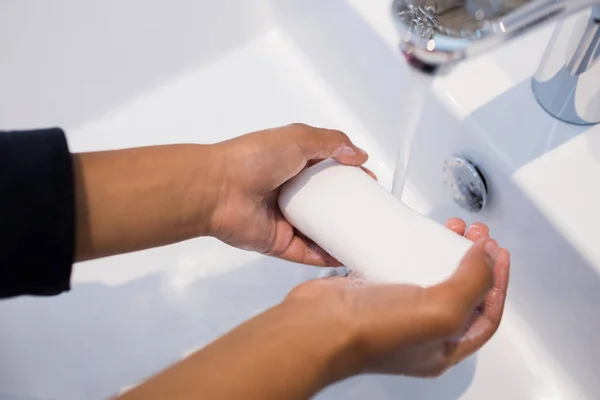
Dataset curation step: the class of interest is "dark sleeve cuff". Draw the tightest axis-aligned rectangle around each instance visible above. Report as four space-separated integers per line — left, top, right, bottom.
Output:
0 128 75 298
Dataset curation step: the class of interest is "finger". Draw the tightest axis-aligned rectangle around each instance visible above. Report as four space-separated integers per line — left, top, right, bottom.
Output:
445 238 496 309
305 160 377 181
291 124 368 165
272 233 343 267
451 248 510 361
428 238 496 328
463 223 490 311
445 218 466 236
360 239 497 347
464 222 490 242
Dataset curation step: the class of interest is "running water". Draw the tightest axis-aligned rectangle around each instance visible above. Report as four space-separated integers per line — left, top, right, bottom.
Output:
390 67 435 199
389 1 448 200
390 0 529 200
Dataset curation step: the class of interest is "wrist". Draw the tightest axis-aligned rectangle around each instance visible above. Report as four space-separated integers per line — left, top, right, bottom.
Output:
275 298 363 385
122 298 362 400
175 144 225 241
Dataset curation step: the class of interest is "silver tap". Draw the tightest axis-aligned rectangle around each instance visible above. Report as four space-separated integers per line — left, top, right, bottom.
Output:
391 0 600 125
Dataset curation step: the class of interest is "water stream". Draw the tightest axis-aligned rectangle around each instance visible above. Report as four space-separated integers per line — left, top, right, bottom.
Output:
390 66 435 199
389 0 528 200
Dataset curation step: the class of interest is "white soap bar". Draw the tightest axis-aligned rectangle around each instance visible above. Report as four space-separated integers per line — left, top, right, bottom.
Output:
278 159 473 287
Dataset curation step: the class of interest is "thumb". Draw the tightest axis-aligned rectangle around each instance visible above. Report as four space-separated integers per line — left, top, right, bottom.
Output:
435 238 496 314
290 124 368 165
412 238 496 341
340 239 498 354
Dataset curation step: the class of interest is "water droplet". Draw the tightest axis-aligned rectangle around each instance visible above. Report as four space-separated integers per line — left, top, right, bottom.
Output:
426 39 436 51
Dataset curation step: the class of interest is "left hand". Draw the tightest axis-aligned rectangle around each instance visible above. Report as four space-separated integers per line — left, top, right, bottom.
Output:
120 218 509 400
202 123 371 266
284 219 510 378
366 219 509 376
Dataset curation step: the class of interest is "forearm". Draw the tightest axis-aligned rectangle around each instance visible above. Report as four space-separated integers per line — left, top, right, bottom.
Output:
120 302 358 400
74 144 220 261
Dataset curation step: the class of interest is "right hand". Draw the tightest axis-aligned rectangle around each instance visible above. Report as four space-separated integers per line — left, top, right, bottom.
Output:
283 220 510 378
198 123 370 266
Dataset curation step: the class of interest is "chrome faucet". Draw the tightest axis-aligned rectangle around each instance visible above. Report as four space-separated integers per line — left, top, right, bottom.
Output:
391 0 600 125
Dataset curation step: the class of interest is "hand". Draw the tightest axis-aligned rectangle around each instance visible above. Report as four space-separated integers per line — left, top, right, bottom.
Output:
72 123 370 262
284 219 510 378
121 220 509 400
204 123 371 266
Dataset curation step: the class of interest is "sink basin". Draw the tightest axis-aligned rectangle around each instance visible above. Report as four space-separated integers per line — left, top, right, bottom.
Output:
1 0 598 399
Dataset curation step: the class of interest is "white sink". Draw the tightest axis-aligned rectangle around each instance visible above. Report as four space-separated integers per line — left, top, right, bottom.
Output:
1 0 598 399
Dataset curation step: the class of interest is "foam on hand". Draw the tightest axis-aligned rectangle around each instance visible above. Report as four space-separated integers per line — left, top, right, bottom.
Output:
278 159 473 287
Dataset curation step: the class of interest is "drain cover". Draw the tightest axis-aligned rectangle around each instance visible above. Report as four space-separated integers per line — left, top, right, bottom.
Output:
443 156 488 213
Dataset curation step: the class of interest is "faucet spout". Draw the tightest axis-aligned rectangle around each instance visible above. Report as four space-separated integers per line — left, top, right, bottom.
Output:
392 0 600 125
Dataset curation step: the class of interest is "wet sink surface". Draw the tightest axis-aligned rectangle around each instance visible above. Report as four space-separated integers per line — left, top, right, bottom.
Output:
0 0 598 399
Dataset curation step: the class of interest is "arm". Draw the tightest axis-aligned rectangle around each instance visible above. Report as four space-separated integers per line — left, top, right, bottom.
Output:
73 123 371 263
1 128 217 296
2 125 510 398
120 234 510 400
119 303 355 400
0 123 366 297
73 144 218 261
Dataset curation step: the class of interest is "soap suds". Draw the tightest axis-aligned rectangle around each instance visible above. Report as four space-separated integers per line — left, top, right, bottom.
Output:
347 269 367 285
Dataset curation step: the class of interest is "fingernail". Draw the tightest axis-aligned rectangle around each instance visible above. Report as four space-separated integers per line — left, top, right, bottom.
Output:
466 223 489 240
333 146 357 158
484 239 499 267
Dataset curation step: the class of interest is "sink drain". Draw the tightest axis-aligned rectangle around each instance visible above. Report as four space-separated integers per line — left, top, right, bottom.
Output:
443 156 488 213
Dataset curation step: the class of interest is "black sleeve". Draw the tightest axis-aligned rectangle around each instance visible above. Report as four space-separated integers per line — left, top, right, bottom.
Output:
0 128 75 298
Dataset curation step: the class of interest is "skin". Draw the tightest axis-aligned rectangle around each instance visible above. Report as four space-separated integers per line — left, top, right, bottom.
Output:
70 123 509 399
119 222 509 400
73 123 370 264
